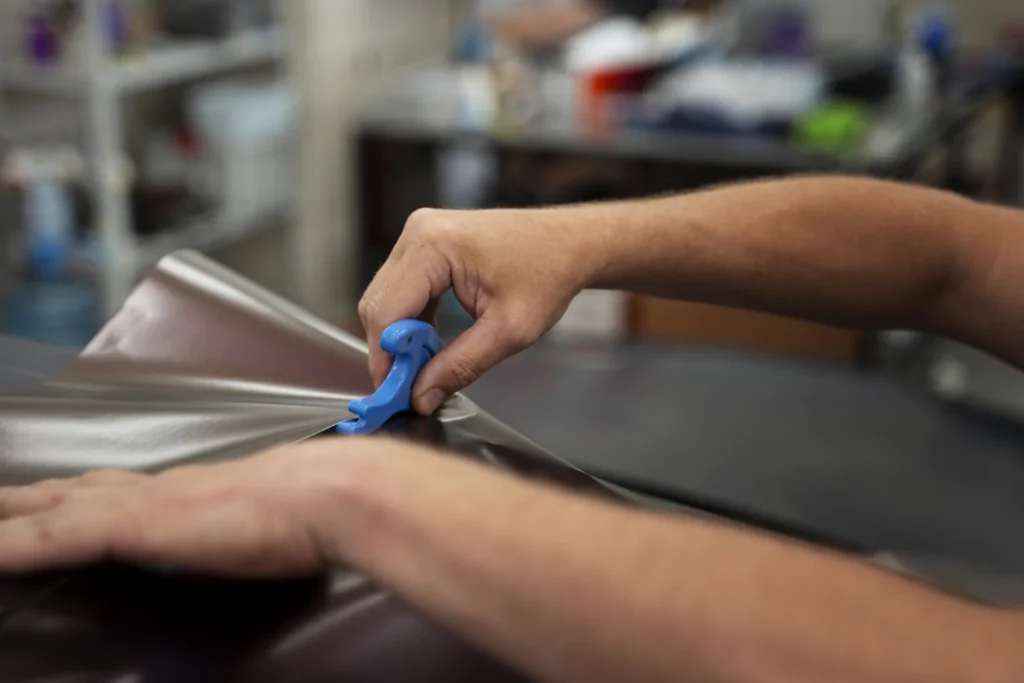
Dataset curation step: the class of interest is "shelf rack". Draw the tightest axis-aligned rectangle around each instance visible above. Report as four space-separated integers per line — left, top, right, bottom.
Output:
0 1 294 316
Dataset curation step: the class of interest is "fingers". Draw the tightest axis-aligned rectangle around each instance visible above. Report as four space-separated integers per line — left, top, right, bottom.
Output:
0 490 135 573
0 472 147 572
359 209 463 387
0 471 145 520
359 259 430 387
359 259 448 388
418 298 441 329
0 454 328 577
359 207 553 405
412 314 532 414
0 470 242 575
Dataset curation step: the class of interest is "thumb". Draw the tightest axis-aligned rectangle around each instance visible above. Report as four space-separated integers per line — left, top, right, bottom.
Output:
412 316 528 415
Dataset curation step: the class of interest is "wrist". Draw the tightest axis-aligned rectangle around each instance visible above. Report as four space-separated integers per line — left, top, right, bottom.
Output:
575 195 692 291
520 204 621 291
299 438 428 570
580 202 633 289
294 439 391 568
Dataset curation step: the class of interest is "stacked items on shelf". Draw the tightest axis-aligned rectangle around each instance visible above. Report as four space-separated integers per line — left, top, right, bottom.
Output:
0 0 294 316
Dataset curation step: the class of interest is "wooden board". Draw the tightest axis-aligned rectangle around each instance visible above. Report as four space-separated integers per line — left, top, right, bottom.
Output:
629 296 865 365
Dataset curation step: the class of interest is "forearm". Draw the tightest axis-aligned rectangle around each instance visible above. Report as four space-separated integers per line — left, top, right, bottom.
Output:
543 177 1024 365
317 441 1024 683
489 2 600 47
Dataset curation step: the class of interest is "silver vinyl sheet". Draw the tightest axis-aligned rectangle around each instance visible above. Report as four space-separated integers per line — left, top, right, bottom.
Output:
0 251 373 483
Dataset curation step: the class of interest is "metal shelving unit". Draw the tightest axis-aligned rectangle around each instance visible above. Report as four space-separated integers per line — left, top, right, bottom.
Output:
0 1 294 316
2 26 287 96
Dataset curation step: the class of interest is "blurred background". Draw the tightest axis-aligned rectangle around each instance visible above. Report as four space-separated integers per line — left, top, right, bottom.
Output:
1 0 1023 423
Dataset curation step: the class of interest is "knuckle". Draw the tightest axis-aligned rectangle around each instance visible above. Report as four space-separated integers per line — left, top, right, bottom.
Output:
80 470 132 485
41 488 72 509
405 207 438 235
0 486 62 517
26 485 71 510
0 486 26 516
160 465 205 483
356 295 379 325
406 208 457 244
446 354 484 388
33 478 70 490
27 512 59 546
503 326 538 353
79 471 107 484
500 312 544 351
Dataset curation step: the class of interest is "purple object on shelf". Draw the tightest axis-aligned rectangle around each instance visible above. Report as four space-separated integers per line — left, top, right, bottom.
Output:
767 9 812 58
26 14 59 65
105 0 128 53
750 4 812 59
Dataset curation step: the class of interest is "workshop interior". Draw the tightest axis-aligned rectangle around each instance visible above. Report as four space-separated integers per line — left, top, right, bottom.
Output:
1 0 1024 680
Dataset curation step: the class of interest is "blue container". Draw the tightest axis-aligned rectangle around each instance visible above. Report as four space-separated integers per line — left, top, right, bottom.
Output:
3 278 99 348
3 179 99 348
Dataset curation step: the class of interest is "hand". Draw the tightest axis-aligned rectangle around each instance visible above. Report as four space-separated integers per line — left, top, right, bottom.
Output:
0 438 391 577
359 208 593 414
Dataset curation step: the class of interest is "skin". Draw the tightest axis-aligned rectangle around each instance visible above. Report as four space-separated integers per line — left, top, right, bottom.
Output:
488 1 602 47
2 176 1024 682
363 176 1024 413
488 1 723 48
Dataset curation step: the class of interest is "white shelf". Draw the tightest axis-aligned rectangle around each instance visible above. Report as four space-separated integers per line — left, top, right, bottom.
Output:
0 64 82 97
0 11 295 317
115 28 287 92
1 28 286 97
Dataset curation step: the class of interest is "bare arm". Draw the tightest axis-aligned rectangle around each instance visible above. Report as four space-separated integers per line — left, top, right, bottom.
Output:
488 1 601 47
320 443 1024 683
579 176 1024 366
360 177 1024 412
1 438 1019 683
338 178 1024 680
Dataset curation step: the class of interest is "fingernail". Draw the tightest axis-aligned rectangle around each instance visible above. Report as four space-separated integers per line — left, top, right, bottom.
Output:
419 389 447 415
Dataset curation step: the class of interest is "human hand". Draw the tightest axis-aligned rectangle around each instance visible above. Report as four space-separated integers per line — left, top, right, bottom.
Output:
359 208 595 414
0 438 391 577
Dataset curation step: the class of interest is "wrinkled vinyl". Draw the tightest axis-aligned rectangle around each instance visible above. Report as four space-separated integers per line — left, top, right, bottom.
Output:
0 251 374 483
0 251 1020 683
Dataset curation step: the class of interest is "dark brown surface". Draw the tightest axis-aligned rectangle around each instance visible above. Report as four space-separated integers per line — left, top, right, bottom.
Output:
628 296 865 364
1 567 528 683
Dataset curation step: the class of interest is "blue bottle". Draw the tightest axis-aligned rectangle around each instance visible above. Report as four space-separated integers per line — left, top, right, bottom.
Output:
3 181 98 347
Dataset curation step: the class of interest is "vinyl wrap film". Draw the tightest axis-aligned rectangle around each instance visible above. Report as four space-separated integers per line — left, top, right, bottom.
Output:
0 251 628 683
0 250 1020 682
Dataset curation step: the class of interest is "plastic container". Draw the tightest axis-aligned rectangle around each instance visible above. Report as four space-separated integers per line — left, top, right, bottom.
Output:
3 278 98 347
187 80 296 223
2 180 98 347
